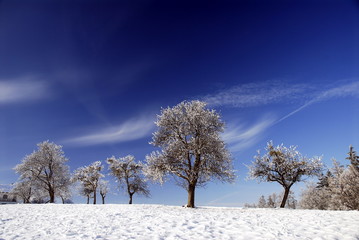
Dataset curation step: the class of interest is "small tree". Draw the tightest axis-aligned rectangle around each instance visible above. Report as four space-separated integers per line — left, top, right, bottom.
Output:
78 184 93 204
145 100 235 208
99 180 109 204
346 145 359 172
73 161 103 204
11 181 33 203
248 141 322 208
58 185 72 204
107 155 149 204
14 141 71 203
267 194 277 208
257 195 267 208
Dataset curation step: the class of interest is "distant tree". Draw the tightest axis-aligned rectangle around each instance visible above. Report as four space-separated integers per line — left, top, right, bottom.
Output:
58 185 72 204
267 193 278 208
73 161 103 204
248 141 322 208
329 159 359 210
316 170 333 189
107 155 149 204
243 203 256 208
257 195 267 208
14 141 71 203
145 100 235 208
346 145 359 172
78 184 93 204
299 182 331 210
11 181 33 203
98 180 110 204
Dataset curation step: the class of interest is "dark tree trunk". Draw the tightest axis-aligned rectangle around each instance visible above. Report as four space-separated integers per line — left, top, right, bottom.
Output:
93 191 97 204
187 183 196 208
86 195 90 204
61 197 65 204
129 193 134 204
280 187 290 208
49 189 55 203
101 195 105 204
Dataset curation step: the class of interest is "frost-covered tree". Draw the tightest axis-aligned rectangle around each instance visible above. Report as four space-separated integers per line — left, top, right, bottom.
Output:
248 141 322 208
11 181 33 203
346 145 359 172
78 184 93 204
257 195 267 208
299 182 331 210
14 141 71 203
107 155 149 204
329 159 359 210
267 194 277 208
58 185 72 204
73 161 103 204
145 100 235 208
98 180 109 204
299 170 332 210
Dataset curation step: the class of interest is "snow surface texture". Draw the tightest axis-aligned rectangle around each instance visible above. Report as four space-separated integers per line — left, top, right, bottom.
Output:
1 204 358 240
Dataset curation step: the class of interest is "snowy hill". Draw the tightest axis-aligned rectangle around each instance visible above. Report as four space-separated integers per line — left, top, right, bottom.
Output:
1 204 358 240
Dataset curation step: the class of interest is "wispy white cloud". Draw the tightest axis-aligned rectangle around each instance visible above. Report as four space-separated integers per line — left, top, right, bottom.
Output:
278 81 359 122
203 81 311 108
65 116 155 146
222 115 276 152
0 77 50 104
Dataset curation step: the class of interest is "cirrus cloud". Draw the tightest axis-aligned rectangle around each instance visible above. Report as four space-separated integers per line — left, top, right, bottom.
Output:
0 77 50 104
65 116 155 146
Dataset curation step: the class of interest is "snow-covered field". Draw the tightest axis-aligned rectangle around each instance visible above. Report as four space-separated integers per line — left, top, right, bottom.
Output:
1 204 358 240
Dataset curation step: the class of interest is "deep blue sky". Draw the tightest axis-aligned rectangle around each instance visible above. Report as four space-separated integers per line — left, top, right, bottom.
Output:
0 0 358 206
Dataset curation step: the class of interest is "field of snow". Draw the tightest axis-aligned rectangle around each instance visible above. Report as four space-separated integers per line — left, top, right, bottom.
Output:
1 204 358 240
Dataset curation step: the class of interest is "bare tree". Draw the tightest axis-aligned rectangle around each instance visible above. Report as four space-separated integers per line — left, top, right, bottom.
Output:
145 100 235 208
14 141 71 203
73 161 103 204
107 155 149 204
248 141 322 208
98 180 109 204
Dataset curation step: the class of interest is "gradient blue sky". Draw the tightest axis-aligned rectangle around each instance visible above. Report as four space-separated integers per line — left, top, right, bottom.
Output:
0 0 358 206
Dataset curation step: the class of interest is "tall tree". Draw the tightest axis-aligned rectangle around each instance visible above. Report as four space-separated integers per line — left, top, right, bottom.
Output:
73 161 103 204
107 155 149 204
145 100 235 208
248 141 322 208
14 140 71 203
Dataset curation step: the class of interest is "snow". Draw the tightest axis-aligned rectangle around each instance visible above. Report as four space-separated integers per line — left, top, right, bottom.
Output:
1 204 358 240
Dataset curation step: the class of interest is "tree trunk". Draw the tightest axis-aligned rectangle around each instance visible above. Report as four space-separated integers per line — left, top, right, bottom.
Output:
93 191 97 204
61 197 65 204
187 184 196 208
49 189 55 203
129 193 134 204
102 195 105 204
280 187 290 208
86 196 89 204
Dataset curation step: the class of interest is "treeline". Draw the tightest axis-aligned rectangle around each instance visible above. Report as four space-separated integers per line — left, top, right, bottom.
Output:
299 146 359 210
11 141 149 204
245 191 297 209
245 145 359 211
